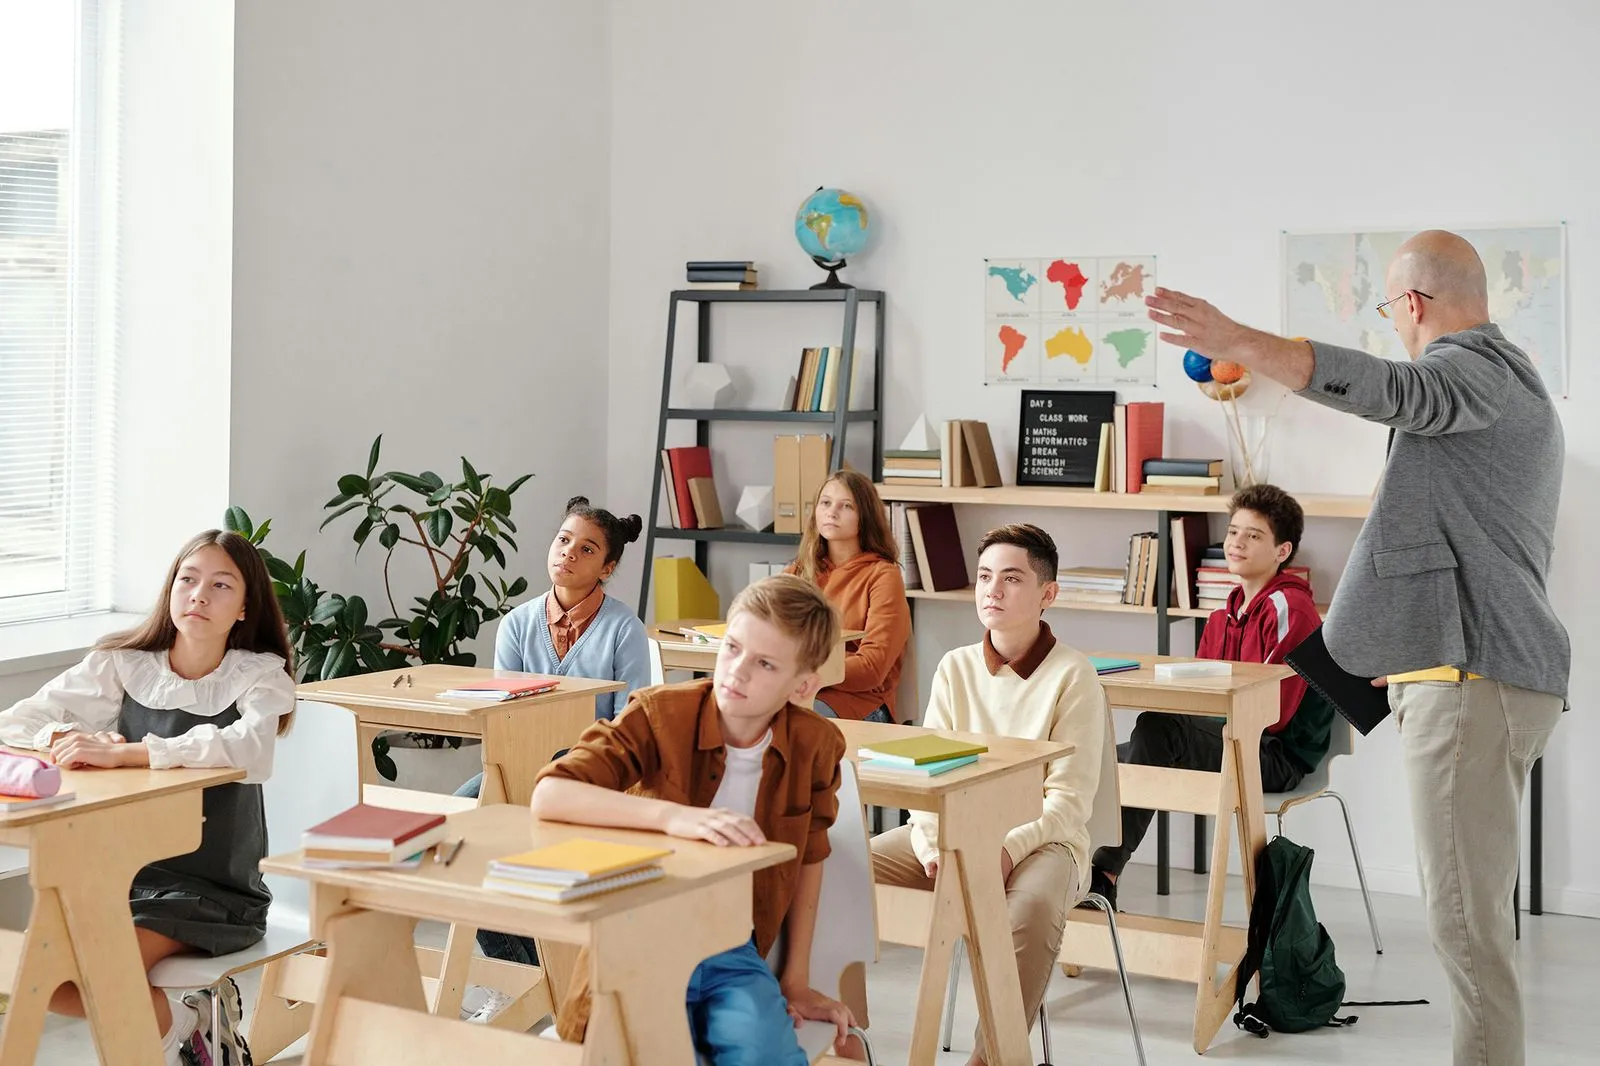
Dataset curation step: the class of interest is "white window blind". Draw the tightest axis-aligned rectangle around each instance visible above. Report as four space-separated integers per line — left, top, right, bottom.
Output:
0 0 114 627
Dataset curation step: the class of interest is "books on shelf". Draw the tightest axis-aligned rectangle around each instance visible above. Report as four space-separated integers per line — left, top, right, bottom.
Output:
1144 458 1224 478
856 736 988 765
938 420 1002 488
1057 565 1127 606
482 838 673 904
891 502 922 590
686 260 757 291
302 805 448 867
1124 402 1164 493
660 446 717 529
438 677 561 702
789 346 865 412
882 449 941 486
1170 513 1210 611
905 503 968 592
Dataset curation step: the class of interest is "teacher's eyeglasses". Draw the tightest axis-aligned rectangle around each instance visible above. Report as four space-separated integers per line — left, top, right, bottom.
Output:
1376 289 1433 319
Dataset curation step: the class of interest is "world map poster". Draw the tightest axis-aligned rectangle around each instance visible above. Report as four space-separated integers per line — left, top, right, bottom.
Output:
1283 225 1567 397
984 256 1158 387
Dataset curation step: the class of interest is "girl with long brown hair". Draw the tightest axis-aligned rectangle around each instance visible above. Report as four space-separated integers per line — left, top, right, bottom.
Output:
789 469 911 722
0 530 295 1065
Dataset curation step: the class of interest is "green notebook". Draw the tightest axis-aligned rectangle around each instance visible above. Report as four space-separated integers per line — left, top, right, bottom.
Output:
857 735 989 766
1090 656 1141 675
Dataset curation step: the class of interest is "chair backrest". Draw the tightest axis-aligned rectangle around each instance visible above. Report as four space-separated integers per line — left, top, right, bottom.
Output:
765 760 876 993
893 634 919 724
1326 715 1355 760
646 636 666 686
263 699 361 921
1084 693 1122 853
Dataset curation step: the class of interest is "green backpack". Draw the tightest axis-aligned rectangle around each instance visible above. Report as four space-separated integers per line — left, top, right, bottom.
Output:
1234 835 1355 1036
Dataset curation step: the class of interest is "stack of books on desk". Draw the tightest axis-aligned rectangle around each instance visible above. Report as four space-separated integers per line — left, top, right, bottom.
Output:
482 839 673 903
302 805 449 869
1141 457 1224 496
856 736 988 778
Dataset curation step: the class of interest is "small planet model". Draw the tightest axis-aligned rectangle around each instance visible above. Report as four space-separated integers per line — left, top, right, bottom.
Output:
1210 360 1245 385
1182 349 1213 383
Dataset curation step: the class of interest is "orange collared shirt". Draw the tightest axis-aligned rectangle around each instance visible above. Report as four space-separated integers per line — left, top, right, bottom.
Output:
545 584 605 661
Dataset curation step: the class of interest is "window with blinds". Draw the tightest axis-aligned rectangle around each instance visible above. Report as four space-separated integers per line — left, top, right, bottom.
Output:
0 1 114 627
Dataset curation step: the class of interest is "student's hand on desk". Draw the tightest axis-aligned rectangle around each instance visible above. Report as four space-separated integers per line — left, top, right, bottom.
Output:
49 731 131 768
783 984 856 1048
664 805 767 847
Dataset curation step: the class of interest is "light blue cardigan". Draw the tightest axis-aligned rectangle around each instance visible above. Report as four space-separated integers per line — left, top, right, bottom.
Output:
493 591 650 720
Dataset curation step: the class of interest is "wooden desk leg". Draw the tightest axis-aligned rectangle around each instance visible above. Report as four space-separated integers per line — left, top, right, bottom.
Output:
589 874 753 1065
906 864 964 1064
922 771 1040 1066
1190 690 1273 1054
24 792 208 1066
0 890 78 1066
305 908 429 1063
429 920 476 1019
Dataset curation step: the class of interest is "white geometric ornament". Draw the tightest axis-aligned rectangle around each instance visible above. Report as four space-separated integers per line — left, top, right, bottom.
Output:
898 413 939 452
683 363 737 408
735 485 774 532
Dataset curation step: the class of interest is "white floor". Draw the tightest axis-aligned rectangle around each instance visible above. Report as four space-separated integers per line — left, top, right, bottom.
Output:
26 868 1600 1064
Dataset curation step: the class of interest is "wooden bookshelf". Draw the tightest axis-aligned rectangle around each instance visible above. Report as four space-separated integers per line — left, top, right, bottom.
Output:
876 483 1372 520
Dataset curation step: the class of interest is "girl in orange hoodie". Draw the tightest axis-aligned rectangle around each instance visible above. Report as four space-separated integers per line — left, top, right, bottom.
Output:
789 469 912 722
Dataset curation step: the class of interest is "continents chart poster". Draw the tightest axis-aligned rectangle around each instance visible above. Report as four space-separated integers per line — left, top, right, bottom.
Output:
1283 225 1567 397
984 257 1158 387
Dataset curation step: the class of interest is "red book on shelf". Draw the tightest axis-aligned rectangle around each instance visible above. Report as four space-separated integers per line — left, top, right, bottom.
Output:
1124 402 1165 493
664 446 714 529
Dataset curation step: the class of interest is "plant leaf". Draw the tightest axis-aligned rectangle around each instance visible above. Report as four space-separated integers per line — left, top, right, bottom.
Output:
366 434 383 478
506 576 529 598
321 642 355 680
462 458 483 494
353 516 375 549
311 595 345 624
342 596 367 631
420 471 444 491
319 499 365 530
293 550 307 581
505 473 533 496
408 616 426 640
374 751 398 782
460 574 476 600
500 532 518 553
265 557 299 585
337 473 370 497
428 510 453 546
224 506 252 535
379 523 401 550
376 616 408 630
384 471 433 494
483 487 511 516
426 487 452 507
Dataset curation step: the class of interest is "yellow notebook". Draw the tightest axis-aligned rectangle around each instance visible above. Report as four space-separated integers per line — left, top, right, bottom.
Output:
488 839 673 886
857 736 988 766
686 622 728 641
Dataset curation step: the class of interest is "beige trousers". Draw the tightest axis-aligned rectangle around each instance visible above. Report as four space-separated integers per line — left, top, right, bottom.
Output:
1392 678 1562 1066
871 825 1077 1064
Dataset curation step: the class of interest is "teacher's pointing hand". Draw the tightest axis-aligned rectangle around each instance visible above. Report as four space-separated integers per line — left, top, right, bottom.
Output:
1145 287 1252 360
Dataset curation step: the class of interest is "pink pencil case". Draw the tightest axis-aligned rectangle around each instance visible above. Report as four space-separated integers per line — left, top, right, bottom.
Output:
0 751 62 799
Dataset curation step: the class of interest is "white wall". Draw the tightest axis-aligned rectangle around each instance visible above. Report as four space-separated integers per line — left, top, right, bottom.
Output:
607 0 1599 912
113 0 236 609
232 0 612 661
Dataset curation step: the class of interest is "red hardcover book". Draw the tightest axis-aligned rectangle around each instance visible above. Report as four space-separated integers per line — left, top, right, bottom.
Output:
1124 402 1165 493
906 503 969 592
664 446 714 529
303 805 446 849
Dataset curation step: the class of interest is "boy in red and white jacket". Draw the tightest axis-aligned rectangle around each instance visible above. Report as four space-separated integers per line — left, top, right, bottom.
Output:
1088 484 1334 908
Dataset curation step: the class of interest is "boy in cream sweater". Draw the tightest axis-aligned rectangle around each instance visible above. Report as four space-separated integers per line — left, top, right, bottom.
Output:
870 524 1106 1066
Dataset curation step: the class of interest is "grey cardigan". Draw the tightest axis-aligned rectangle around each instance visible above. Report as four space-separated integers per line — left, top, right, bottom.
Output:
1299 324 1569 699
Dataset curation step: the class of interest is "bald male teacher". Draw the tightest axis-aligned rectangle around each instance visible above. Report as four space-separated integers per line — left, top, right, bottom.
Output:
1148 230 1568 1066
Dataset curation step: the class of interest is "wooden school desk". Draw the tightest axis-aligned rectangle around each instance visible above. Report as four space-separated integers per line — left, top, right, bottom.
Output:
260 804 794 1066
296 664 625 806
0 760 245 1066
1059 655 1287 1054
837 718 1071 1066
296 664 624 1025
649 619 865 702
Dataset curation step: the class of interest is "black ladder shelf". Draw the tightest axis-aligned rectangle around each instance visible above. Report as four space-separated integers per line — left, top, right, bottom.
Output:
637 288 887 617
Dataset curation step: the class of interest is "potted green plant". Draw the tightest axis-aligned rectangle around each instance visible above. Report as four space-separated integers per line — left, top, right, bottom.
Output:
228 434 533 781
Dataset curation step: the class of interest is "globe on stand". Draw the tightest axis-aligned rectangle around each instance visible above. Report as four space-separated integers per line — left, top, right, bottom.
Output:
795 187 873 289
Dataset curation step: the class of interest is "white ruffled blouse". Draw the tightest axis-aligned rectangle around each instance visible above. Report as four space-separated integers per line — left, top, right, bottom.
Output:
0 649 294 783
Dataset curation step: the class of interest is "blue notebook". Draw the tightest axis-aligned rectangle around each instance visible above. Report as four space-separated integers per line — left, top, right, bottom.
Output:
1090 656 1141 675
859 754 979 777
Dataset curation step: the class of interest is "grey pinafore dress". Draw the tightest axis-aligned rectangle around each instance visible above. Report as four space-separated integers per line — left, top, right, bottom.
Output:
118 693 270 956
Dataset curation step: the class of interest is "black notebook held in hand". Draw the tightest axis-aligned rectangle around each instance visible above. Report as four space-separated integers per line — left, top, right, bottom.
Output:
1283 626 1392 735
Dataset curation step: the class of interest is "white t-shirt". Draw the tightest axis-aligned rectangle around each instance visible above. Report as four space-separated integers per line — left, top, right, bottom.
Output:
710 729 772 817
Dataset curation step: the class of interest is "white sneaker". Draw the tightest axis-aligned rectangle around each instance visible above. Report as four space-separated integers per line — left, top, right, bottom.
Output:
466 988 517 1024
